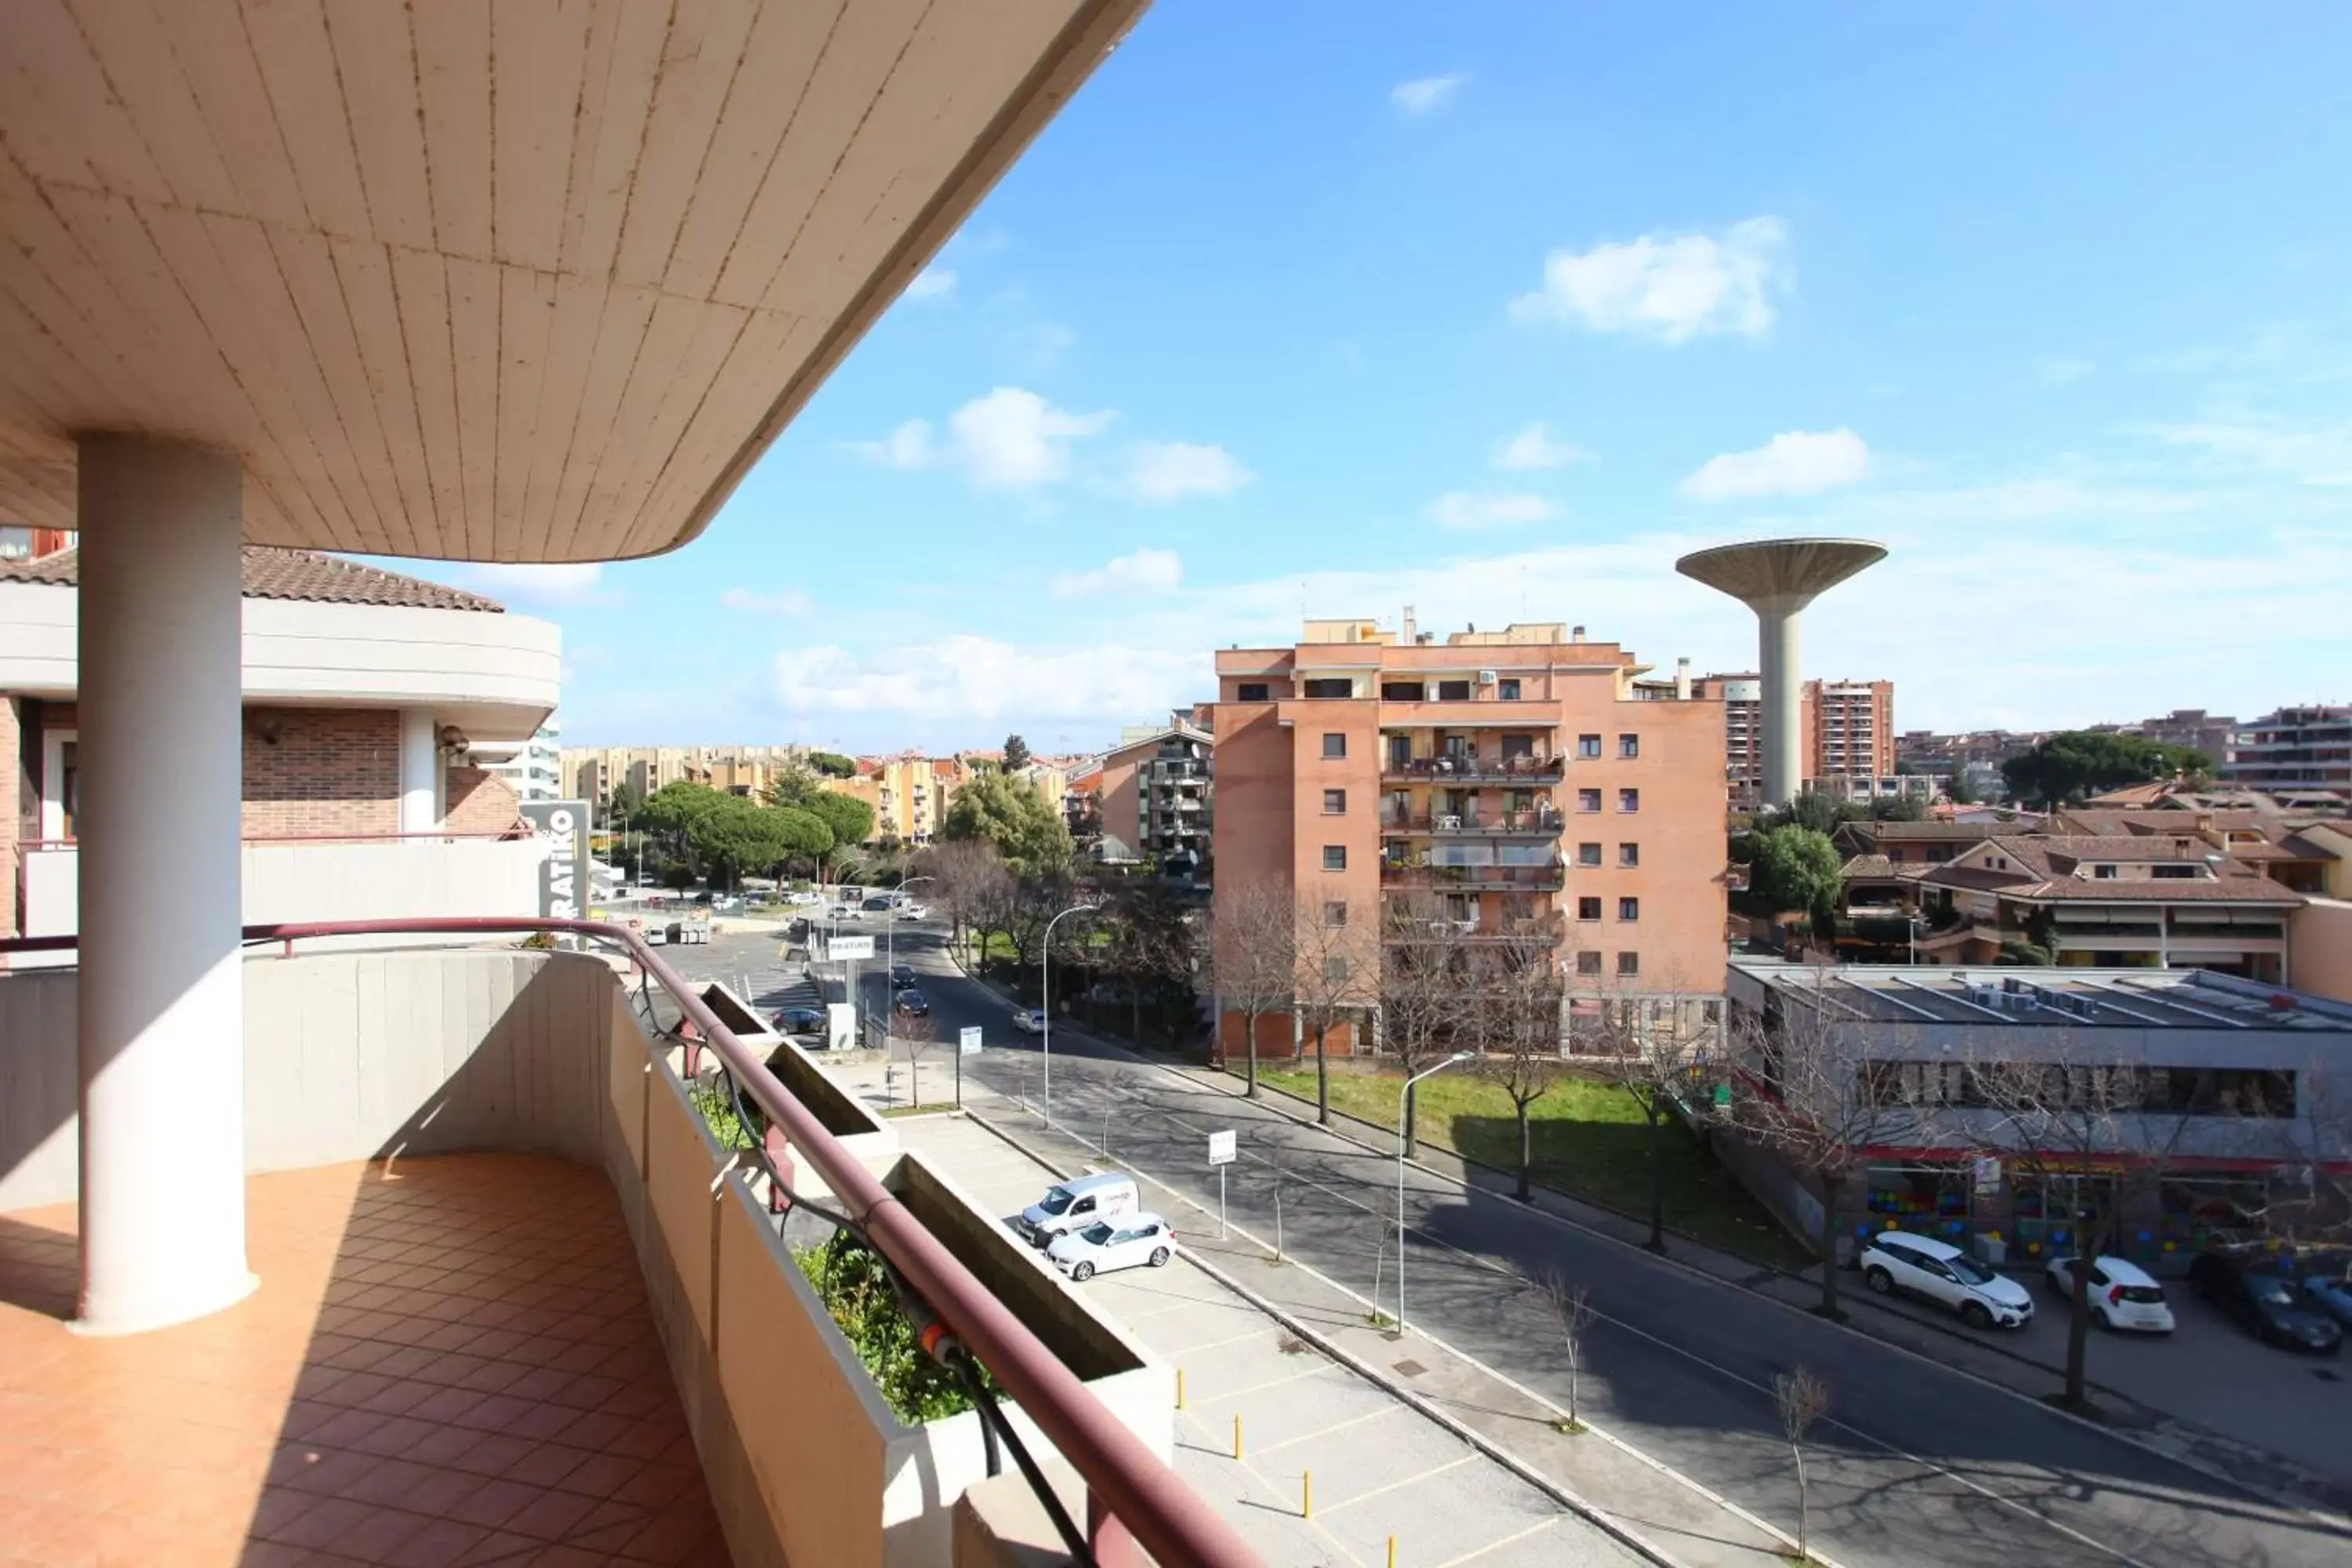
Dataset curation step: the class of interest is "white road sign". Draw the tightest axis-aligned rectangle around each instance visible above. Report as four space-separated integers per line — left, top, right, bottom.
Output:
1972 1156 2002 1189
1207 1130 1237 1167
959 1025 983 1056
829 935 876 960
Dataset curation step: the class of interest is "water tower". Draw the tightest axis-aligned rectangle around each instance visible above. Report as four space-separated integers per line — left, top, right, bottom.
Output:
1675 538 1887 806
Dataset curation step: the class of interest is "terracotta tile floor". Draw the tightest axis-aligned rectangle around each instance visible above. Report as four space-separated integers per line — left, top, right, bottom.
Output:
0 1154 730 1566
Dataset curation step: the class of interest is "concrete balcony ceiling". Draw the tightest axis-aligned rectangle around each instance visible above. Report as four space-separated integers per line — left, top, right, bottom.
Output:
0 0 1143 561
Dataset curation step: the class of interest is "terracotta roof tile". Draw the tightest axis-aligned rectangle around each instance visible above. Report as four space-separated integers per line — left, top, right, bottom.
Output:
0 546 503 612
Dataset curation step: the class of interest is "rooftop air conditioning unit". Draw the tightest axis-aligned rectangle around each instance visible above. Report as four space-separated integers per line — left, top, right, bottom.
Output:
1478 670 1498 685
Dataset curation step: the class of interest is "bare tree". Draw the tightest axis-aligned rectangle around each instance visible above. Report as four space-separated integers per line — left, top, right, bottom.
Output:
916 840 1007 964
1584 983 1715 1255
1380 891 1472 1156
1730 968 1930 1321
1538 1271 1599 1432
897 1011 941 1109
1774 1365 1831 1563
1470 928 1570 1202
1290 893 1378 1126
2243 1064 2352 1250
1968 1031 2198 1411
1208 880 1299 1098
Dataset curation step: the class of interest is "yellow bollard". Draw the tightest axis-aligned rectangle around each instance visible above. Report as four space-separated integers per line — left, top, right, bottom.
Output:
1232 1413 1243 1460
1387 1537 1396 1568
1302 1469 1312 1518
1176 1368 1185 1410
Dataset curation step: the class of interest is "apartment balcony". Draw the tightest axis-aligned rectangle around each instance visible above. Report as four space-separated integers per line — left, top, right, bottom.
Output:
1373 699 1559 730
1380 808 1564 838
1379 863 1565 893
1378 754 1564 785
1385 913 1566 946
0 924 1247 1568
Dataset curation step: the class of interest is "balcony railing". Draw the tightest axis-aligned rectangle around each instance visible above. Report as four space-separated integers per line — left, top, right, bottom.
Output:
1381 809 1564 837
1380 863 1566 891
1386 913 1566 945
0 916 1258 1568
1379 754 1564 783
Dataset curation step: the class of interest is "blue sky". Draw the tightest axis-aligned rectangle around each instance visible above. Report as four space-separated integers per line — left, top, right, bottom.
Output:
416 3 2352 754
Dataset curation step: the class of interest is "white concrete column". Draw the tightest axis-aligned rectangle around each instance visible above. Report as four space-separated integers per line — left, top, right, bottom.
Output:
74 434 255 1334
1759 605 1803 808
399 708 439 835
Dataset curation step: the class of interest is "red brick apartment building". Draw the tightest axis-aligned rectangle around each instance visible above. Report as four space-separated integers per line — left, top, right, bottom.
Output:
1210 615 1727 1062
1678 671 1896 805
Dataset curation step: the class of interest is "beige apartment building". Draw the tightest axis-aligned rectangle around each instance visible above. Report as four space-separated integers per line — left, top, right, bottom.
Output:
1683 672 1895 804
1211 615 1727 1062
1094 717 1213 867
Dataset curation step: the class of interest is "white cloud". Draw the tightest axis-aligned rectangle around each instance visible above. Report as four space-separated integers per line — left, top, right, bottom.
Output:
1391 72 1465 116
852 388 1112 488
720 587 813 616
851 419 935 469
1426 492 1560 531
1490 423 1591 472
1051 547 1183 599
457 561 619 606
2148 413 2352 487
904 266 956 301
772 637 1206 724
1124 442 1254 503
1512 216 1788 342
1679 428 1870 500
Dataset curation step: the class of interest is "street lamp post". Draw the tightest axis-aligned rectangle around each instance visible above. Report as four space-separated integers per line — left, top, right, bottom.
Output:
1397 1051 1475 1332
1040 902 1098 1127
883 876 936 1054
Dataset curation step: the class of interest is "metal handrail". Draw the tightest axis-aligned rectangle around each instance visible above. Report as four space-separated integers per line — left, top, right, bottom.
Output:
0 916 1261 1568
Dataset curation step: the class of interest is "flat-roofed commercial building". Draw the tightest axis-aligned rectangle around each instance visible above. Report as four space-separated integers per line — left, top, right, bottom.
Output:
1724 959 2352 1272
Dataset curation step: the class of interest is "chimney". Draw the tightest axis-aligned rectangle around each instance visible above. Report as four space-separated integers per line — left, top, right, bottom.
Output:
1571 625 1585 644
1675 657 1692 700
1402 604 1416 644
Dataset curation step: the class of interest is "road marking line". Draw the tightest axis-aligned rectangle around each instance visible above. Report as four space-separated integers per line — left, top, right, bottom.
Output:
1193 1362 1338 1405
1315 1452 1478 1516
1253 1401 1406 1455
1438 1513 1564 1568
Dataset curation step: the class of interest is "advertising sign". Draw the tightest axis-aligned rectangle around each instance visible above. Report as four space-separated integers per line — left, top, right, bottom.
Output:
1207 1130 1237 1167
960 1025 983 1056
520 800 591 922
829 935 876 960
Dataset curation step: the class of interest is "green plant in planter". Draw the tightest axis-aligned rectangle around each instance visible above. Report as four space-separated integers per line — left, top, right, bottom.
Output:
793 1231 992 1425
688 1081 757 1152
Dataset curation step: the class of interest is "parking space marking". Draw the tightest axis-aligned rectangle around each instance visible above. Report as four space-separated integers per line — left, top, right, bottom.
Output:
1439 1513 1566 1568
1165 1323 1290 1359
1253 1401 1408 1456
1191 1361 1338 1406
1315 1452 1479 1515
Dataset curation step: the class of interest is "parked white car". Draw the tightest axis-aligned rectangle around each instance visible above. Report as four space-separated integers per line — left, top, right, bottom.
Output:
1859 1232 2034 1330
1047 1213 1178 1283
2045 1255 2176 1334
826 904 862 921
898 903 931 920
1010 1007 1047 1034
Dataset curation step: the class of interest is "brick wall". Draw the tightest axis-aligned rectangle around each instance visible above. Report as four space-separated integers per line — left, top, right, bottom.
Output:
443 765 524 835
241 707 401 838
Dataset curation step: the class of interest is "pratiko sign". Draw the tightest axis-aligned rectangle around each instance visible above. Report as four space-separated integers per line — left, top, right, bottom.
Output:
521 800 591 921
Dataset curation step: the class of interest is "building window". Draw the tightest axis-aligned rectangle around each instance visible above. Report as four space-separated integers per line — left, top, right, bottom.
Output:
1577 951 1602 976
1617 952 1640 977
1578 788 1602 812
2152 864 2197 879
1323 732 1347 759
1619 843 1639 868
2093 864 2117 879
1303 678 1353 699
1499 733 1534 760
1323 788 1347 815
1618 788 1639 813
1324 901 1348 927
1438 679 1472 702
1619 734 1639 759
1498 677 1521 701
1324 956 1351 984
1323 845 1347 871
1236 682 1269 702
1577 842 1602 866
1577 897 1602 921
1381 681 1426 702
1619 897 1639 922
1578 734 1602 759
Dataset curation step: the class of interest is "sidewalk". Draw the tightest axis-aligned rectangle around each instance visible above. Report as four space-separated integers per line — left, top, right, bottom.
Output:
833 1054 1821 1568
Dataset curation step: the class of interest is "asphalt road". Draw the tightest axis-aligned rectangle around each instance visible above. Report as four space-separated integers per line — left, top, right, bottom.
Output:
670 922 2350 1568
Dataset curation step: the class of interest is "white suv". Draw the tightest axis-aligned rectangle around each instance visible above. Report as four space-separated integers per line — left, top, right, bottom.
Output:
2045 1255 2176 1334
1859 1232 2034 1330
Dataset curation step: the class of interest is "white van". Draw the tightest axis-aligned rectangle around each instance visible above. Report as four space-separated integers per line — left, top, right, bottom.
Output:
1017 1173 1138 1250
